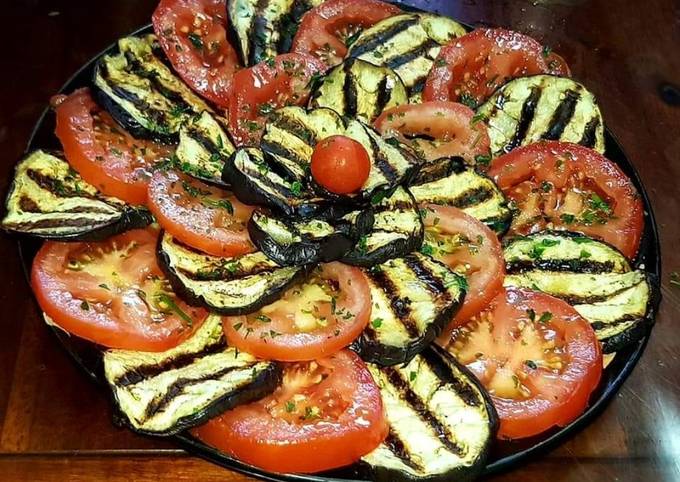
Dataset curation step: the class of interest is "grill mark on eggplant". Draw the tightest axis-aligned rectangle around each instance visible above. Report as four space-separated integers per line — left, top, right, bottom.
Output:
590 314 641 331
384 38 439 71
114 338 229 387
367 132 399 183
373 200 414 214
349 16 419 59
383 428 423 471
187 128 221 158
402 132 437 142
374 75 392 119
419 350 482 408
343 61 359 118
403 255 448 299
26 170 101 201
549 283 642 305
4 217 111 230
142 363 246 421
382 366 465 457
260 139 309 175
367 268 420 338
125 55 193 112
18 196 40 212
506 258 617 274
177 262 279 281
268 112 317 146
410 156 466 186
579 116 601 148
503 86 541 153
542 89 580 140
450 185 493 209
248 0 272 66
106 80 169 129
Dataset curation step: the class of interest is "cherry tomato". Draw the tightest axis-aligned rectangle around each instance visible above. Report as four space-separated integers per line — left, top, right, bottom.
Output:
54 89 173 205
311 135 371 194
193 350 388 473
31 228 206 351
226 53 324 146
291 0 402 67
223 263 372 361
147 169 254 257
374 101 490 165
488 141 644 259
420 204 505 337
423 28 558 107
152 0 240 107
445 287 602 439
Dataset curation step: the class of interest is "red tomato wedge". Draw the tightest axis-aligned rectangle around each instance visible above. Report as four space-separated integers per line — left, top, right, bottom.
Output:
54 89 173 205
223 263 371 361
291 0 402 67
31 228 207 352
226 53 324 146
445 287 602 440
423 28 559 107
193 350 387 473
420 204 505 337
147 169 254 257
311 135 371 194
374 101 491 164
152 0 240 107
488 141 644 259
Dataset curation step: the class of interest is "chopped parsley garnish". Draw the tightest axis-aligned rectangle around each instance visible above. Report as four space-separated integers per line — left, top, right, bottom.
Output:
474 154 492 167
371 318 383 329
537 311 553 324
154 293 193 326
290 180 303 197
459 93 477 109
187 33 204 50
529 238 560 259
80 300 90 311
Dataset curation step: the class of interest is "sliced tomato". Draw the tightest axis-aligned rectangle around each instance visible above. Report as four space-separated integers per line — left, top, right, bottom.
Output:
152 0 240 107
445 287 602 439
223 263 371 361
420 204 505 338
226 53 325 146
147 169 254 257
311 135 371 194
54 89 173 205
488 141 644 259
193 349 387 473
423 28 556 107
31 228 206 352
374 101 491 164
291 0 402 67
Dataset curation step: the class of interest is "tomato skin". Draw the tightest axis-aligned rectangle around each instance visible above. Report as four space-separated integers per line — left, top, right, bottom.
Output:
193 350 388 473
310 135 371 194
226 53 325 146
54 89 172 205
447 288 602 440
31 228 206 352
420 204 505 336
152 0 240 107
223 263 372 361
147 169 254 257
423 28 553 106
488 141 644 259
374 101 490 164
291 0 402 67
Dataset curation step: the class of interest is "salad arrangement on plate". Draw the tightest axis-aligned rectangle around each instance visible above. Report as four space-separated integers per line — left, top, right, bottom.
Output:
2 0 656 480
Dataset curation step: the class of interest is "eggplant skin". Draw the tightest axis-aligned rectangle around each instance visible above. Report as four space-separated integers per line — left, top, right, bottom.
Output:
248 209 375 267
109 361 282 437
51 207 153 242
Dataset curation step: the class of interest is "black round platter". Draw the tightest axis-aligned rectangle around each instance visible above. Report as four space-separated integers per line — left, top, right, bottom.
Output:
14 3 662 481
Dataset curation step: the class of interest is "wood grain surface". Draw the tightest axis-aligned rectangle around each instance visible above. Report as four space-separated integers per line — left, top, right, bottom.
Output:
1 0 679 481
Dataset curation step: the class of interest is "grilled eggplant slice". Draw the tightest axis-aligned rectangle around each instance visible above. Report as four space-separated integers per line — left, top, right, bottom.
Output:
347 13 467 99
228 0 324 66
1 150 151 240
342 187 423 267
477 75 606 157
503 231 653 353
157 231 308 315
361 346 497 482
104 314 282 436
223 147 344 219
409 156 512 234
248 209 374 266
93 35 227 143
309 59 408 123
352 253 466 365
258 106 419 206
175 111 235 187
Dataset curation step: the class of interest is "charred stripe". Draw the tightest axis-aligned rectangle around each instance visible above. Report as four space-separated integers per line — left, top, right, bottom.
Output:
384 38 439 71
506 258 617 274
542 89 581 141
367 268 420 338
348 16 419 58
383 428 422 471
419 350 483 407
403 255 448 299
343 61 359 118
374 74 392 119
503 86 542 154
579 116 601 148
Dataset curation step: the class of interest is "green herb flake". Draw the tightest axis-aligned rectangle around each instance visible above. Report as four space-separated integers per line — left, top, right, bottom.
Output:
188 33 204 50
538 311 553 324
80 300 90 311
371 318 383 329
525 360 538 369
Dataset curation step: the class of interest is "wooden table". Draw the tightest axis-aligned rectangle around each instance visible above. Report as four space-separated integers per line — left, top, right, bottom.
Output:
1 0 679 480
